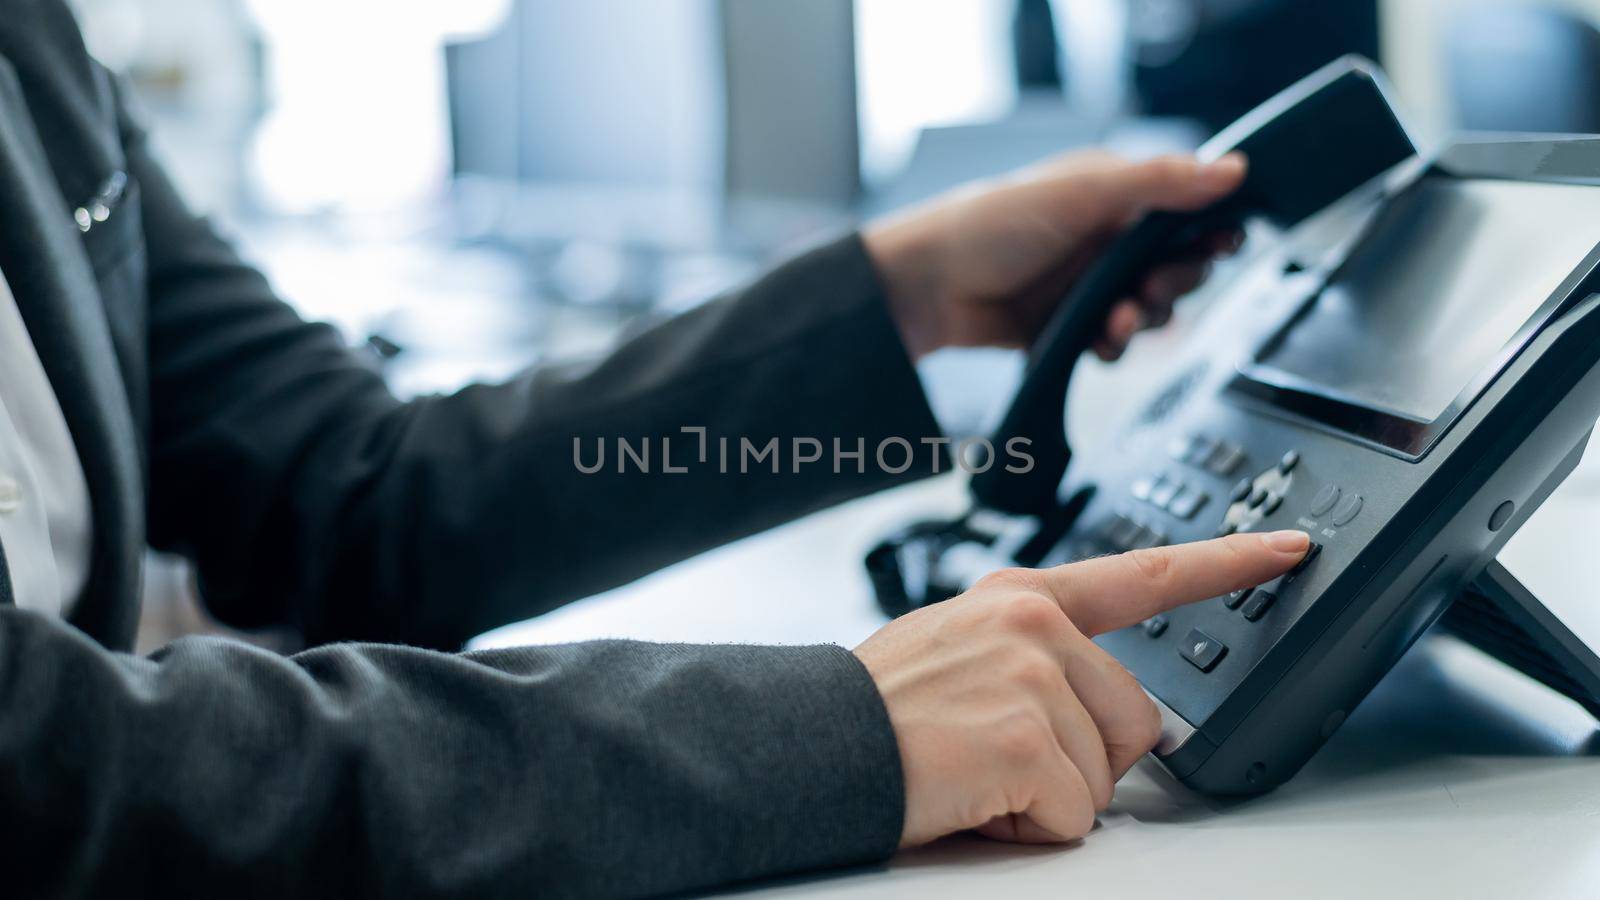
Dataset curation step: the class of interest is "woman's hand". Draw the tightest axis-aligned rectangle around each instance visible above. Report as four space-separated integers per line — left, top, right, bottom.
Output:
854 529 1310 846
863 151 1248 362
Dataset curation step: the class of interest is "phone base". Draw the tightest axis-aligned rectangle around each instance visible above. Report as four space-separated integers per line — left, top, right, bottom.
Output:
1438 560 1600 720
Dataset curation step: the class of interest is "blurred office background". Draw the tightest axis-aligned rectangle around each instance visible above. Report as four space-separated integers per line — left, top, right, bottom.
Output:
64 0 1600 648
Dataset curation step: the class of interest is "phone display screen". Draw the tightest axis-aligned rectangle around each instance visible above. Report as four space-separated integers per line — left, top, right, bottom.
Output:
1243 177 1600 431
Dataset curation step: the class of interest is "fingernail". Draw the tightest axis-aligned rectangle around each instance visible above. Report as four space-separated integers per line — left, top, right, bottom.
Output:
1261 530 1310 554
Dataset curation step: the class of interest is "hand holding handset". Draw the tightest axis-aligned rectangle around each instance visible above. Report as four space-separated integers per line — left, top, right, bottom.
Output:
970 56 1417 515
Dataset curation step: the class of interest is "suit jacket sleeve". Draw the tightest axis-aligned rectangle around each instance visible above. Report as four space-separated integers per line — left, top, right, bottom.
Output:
2 604 904 898
133 108 945 651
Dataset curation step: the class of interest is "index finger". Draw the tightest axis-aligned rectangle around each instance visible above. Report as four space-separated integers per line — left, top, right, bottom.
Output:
1101 152 1249 219
1037 530 1311 636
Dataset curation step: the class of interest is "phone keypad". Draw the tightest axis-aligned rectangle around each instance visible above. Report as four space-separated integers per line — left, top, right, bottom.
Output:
1218 451 1301 535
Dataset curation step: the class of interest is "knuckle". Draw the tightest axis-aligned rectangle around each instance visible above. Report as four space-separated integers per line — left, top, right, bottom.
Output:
995 591 1061 635
976 567 1033 592
995 716 1050 767
1219 533 1251 563
1126 546 1176 584
1215 535 1255 587
1142 268 1174 297
1011 654 1061 694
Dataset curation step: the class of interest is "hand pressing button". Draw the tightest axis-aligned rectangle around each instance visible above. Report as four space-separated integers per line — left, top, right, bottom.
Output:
1283 542 1322 583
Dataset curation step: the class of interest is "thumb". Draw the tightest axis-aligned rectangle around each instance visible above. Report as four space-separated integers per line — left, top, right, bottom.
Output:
1097 152 1248 222
1034 530 1309 636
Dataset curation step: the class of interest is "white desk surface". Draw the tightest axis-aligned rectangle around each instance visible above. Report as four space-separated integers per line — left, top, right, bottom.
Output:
477 462 1600 900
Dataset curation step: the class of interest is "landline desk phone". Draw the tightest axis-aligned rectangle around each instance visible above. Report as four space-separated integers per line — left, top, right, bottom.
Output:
868 57 1600 794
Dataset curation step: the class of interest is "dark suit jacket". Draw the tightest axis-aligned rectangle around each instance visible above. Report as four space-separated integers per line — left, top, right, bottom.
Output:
0 5 947 897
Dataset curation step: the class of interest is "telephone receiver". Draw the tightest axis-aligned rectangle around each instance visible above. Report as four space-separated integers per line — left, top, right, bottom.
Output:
970 56 1417 515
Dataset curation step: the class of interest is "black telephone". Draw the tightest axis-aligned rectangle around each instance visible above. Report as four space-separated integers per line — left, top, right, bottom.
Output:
969 57 1416 515
869 56 1600 793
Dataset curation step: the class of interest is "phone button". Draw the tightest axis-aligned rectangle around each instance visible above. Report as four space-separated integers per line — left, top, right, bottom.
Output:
1107 513 1145 549
1149 478 1182 510
1135 526 1168 549
1179 629 1228 672
1184 436 1219 467
1206 443 1247 476
1331 494 1364 526
1489 500 1515 532
1310 484 1342 516
1279 449 1301 474
1242 590 1277 622
1169 488 1208 520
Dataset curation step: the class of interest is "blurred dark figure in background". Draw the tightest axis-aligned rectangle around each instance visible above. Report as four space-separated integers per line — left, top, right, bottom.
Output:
1015 0 1380 130
1014 0 1064 89
1132 0 1379 130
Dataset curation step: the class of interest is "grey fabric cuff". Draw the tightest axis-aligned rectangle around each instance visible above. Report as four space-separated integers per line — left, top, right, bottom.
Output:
727 642 906 876
633 641 907 888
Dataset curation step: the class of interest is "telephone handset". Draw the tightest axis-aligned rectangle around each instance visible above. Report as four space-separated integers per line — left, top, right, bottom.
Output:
970 56 1415 515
